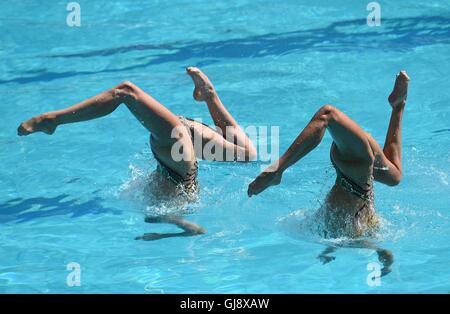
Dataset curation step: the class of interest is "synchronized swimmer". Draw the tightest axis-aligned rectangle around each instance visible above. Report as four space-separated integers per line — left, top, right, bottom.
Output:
248 70 409 274
18 67 256 240
18 67 409 274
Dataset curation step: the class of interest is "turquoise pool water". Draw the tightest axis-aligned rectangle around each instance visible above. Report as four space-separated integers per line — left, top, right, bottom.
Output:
1 0 449 293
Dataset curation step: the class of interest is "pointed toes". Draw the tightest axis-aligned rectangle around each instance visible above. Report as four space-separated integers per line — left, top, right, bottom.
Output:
17 124 30 136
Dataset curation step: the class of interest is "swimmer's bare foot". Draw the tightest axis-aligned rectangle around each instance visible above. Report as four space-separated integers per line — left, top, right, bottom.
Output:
17 113 57 136
388 70 410 109
247 167 283 197
186 66 216 102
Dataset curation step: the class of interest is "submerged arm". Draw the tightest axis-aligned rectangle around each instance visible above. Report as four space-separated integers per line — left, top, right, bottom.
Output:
136 215 206 241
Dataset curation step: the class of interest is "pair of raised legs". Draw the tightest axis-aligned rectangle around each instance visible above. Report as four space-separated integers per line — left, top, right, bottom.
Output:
18 67 256 240
247 70 409 276
248 71 409 197
18 67 408 268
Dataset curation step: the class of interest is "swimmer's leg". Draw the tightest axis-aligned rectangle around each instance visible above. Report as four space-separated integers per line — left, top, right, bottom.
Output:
186 67 256 161
385 71 408 170
370 71 409 186
249 70 409 196
135 215 206 241
188 121 257 162
317 246 337 264
17 81 196 176
249 104 374 196
18 83 126 136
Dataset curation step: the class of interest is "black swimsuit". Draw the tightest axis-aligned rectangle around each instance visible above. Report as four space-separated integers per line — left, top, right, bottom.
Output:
329 143 376 227
151 116 200 193
324 143 378 234
153 153 198 192
330 147 378 230
151 116 220 193
330 152 372 202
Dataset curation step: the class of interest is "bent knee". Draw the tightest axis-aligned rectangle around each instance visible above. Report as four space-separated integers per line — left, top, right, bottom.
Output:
118 80 137 90
315 104 340 125
320 104 337 114
114 81 139 100
388 172 402 186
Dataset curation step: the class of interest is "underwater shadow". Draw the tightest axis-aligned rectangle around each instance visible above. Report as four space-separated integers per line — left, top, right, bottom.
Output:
1 16 449 85
0 194 121 224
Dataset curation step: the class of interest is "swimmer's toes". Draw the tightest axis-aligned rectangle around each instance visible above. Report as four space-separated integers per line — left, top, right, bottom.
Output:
399 70 410 81
186 66 215 101
17 115 57 136
17 124 32 136
247 186 254 197
247 181 260 197
186 66 204 78
388 70 410 108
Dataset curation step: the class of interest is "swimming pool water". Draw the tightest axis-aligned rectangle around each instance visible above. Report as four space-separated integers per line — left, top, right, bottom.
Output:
1 0 449 293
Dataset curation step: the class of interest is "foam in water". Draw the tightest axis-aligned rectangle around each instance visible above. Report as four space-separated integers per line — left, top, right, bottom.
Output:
117 157 199 217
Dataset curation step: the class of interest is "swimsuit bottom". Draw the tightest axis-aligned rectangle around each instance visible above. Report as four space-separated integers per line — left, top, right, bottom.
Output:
329 143 378 234
151 116 200 194
330 143 373 202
